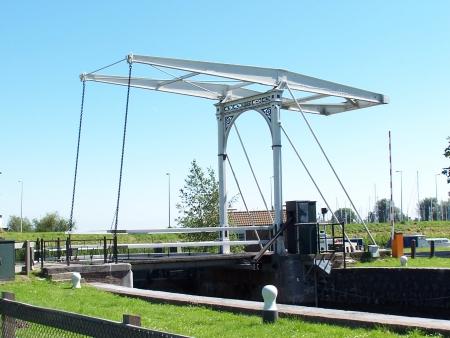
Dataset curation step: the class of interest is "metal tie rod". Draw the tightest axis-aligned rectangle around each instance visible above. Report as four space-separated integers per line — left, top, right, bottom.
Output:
280 125 355 251
285 83 376 246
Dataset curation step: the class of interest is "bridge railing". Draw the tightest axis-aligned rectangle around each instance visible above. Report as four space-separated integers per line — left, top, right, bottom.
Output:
32 225 273 265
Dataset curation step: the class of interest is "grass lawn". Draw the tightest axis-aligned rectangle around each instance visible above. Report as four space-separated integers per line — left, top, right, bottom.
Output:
344 221 450 247
2 221 450 247
354 257 450 268
0 231 180 244
0 276 441 337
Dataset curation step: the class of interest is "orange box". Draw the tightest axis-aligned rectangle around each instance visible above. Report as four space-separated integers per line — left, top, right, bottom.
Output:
392 232 404 258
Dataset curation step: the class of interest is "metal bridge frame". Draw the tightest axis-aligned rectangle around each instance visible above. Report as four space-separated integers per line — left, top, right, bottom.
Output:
216 90 285 253
82 54 388 255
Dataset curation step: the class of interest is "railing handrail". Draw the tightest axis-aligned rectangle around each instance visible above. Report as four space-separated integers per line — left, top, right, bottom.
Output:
43 240 269 251
65 225 274 235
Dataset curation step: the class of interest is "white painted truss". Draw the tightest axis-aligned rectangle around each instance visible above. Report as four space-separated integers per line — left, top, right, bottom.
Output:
82 54 388 116
81 54 388 255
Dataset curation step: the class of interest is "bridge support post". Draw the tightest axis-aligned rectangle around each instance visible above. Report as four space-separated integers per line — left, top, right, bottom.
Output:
271 101 286 255
217 109 230 254
215 90 286 255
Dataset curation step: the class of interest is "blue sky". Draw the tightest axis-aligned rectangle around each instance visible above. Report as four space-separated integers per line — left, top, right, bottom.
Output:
1 1 449 231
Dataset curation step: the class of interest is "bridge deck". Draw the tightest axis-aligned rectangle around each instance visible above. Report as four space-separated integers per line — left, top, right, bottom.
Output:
127 252 260 271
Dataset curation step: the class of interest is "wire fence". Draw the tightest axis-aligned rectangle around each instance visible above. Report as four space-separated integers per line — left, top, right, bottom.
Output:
0 292 189 338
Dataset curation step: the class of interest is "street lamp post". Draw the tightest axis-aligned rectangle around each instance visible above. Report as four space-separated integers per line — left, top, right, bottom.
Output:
395 170 403 222
166 173 171 228
18 180 23 232
435 173 440 221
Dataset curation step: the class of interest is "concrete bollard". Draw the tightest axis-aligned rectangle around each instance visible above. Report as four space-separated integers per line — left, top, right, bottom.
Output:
71 272 81 289
400 255 408 267
262 285 278 323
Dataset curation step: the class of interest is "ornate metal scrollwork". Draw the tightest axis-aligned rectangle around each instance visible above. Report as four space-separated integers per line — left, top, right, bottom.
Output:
225 115 234 130
261 107 272 122
223 95 272 113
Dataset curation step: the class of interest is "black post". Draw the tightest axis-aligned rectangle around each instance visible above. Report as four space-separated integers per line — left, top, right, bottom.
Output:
316 223 320 253
1 292 16 338
25 241 31 276
342 222 346 269
57 237 61 261
411 239 416 259
430 240 435 258
35 237 40 261
113 233 118 264
66 238 70 266
123 314 141 327
103 236 107 263
40 238 44 269
331 224 335 251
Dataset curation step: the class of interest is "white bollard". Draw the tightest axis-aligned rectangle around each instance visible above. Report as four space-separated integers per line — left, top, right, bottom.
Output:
71 272 81 289
400 255 408 267
261 285 278 323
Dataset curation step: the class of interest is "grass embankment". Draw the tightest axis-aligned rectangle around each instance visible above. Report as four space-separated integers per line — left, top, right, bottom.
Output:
343 221 450 247
355 257 450 268
0 277 440 338
0 232 179 244
3 221 450 246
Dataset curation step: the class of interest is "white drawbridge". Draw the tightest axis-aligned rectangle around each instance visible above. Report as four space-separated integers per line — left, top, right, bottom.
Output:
80 54 388 255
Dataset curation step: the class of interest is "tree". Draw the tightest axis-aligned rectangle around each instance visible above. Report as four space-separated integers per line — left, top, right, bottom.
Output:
176 160 220 242
444 137 450 158
333 208 356 224
7 216 33 232
418 198 439 221
373 199 402 223
33 212 71 232
441 200 450 221
443 137 450 183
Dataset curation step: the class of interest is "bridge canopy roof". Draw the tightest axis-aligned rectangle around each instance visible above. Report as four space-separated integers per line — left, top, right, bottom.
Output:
82 54 388 116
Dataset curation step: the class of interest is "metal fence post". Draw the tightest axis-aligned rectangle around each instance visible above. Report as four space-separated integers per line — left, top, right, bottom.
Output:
66 238 70 266
35 238 40 262
430 240 435 258
122 314 141 327
43 240 46 262
411 239 416 259
113 235 118 264
25 241 31 276
57 237 61 261
342 222 346 269
103 236 107 263
1 292 16 338
40 238 44 270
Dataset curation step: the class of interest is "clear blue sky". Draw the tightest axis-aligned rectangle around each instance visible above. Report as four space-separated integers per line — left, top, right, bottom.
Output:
1 1 449 231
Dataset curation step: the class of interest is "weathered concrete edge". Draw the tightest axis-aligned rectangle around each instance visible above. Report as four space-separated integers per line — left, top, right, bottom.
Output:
90 283 450 336
43 263 131 274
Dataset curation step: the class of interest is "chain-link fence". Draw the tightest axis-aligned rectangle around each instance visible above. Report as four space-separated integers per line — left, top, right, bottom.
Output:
0 292 189 338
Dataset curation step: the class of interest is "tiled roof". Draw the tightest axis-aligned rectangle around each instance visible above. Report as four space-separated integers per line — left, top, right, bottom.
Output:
228 210 287 226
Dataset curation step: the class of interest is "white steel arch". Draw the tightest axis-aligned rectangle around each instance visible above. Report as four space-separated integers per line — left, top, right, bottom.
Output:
82 54 388 254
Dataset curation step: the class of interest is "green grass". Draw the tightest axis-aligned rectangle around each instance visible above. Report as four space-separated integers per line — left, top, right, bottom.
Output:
342 221 450 247
0 276 441 337
0 231 180 244
354 257 450 268
2 221 450 247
